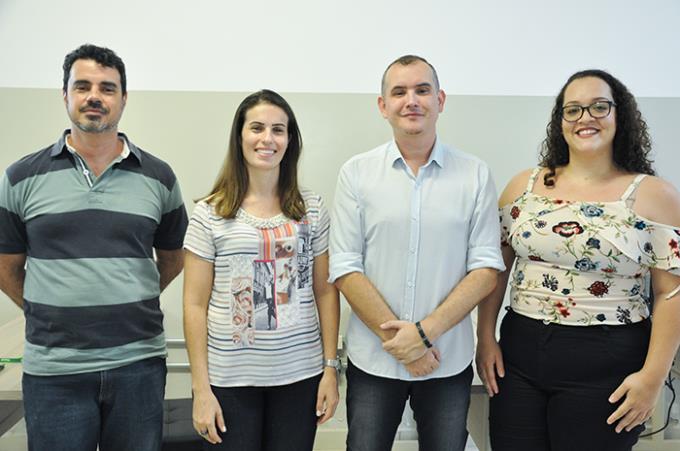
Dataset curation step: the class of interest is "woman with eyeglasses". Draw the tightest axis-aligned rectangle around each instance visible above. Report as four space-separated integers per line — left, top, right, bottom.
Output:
476 69 680 450
182 90 340 450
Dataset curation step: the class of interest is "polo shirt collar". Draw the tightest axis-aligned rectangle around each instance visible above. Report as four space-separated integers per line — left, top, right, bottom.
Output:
50 129 142 163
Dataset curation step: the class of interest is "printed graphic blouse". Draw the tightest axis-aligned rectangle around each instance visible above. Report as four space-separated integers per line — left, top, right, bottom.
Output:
184 189 330 386
500 168 680 326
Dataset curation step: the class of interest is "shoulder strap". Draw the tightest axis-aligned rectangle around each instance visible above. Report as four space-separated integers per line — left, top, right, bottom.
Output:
620 174 647 205
525 167 542 192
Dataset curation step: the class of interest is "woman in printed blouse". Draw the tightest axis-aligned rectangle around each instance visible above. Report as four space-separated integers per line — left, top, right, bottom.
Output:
476 70 680 450
183 90 340 450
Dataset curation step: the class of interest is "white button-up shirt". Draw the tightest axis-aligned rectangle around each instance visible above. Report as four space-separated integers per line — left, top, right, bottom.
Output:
329 138 505 380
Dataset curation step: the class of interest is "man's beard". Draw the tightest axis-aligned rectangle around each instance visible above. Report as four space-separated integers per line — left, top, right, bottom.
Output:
73 116 117 133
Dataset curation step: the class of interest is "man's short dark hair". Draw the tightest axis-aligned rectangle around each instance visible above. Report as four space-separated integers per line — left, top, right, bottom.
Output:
381 55 440 96
63 44 127 95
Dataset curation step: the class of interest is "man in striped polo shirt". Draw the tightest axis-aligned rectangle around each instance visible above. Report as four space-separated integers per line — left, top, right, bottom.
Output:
0 44 188 451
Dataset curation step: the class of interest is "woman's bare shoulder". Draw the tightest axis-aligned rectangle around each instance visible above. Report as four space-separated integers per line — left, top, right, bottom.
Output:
635 175 680 227
499 167 540 207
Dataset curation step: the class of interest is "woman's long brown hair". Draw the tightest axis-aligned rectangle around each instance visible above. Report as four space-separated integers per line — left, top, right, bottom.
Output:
203 89 305 220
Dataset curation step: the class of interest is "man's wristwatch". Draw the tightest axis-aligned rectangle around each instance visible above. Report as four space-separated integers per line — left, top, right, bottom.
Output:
323 358 341 370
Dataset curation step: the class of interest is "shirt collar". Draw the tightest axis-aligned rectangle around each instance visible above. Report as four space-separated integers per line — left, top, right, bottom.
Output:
387 136 445 169
50 129 142 163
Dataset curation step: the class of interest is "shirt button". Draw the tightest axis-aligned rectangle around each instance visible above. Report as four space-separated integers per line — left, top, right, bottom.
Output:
404 314 411 321
407 282 414 287
409 248 415 254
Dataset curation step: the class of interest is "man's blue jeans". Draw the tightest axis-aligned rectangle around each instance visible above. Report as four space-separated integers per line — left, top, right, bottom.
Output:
346 360 472 451
22 357 167 451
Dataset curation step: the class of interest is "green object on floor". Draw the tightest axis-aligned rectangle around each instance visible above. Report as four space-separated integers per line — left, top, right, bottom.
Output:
0 357 22 363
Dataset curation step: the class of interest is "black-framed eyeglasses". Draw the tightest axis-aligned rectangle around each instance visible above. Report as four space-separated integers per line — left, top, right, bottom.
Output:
561 101 616 122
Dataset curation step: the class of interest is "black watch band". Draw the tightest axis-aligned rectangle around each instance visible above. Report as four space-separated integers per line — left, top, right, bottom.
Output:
415 321 433 348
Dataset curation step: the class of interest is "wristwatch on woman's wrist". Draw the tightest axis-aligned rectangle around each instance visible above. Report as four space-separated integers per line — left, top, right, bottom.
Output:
323 358 340 370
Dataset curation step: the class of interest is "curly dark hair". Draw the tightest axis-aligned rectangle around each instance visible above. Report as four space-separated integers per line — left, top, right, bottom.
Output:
539 69 653 187
63 44 126 95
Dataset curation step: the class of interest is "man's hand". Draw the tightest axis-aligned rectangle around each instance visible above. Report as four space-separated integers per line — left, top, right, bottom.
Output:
381 320 428 364
405 347 441 377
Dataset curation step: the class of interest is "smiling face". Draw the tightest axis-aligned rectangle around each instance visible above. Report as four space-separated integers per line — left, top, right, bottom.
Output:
63 59 126 134
561 76 616 157
378 60 445 140
241 102 289 174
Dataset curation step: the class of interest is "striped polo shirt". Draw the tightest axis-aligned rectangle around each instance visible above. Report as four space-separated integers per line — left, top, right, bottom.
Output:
184 189 329 387
0 131 188 376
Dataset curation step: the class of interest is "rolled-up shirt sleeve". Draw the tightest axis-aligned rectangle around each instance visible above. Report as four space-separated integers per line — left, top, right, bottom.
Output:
329 161 365 283
466 163 506 273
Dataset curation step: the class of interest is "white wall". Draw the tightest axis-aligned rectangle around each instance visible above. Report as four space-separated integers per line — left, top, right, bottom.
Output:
1 0 679 339
1 0 679 96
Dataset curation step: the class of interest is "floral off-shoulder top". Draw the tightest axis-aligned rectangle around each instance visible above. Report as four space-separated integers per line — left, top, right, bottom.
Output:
500 167 680 326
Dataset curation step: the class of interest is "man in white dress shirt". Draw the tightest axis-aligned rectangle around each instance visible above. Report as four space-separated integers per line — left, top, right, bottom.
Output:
329 55 505 451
